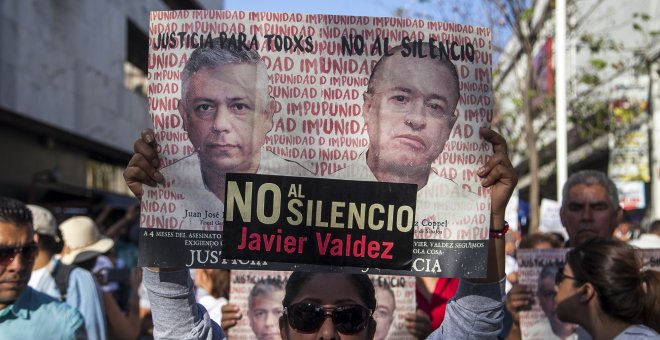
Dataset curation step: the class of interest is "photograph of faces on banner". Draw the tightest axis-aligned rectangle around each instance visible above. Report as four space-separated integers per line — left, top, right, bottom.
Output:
139 10 495 277
143 11 492 232
226 270 415 339
517 248 580 340
639 248 660 271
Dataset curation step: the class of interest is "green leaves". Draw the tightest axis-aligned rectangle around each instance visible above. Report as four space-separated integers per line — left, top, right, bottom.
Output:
633 12 650 21
578 73 600 86
569 100 610 140
522 8 533 23
589 58 607 70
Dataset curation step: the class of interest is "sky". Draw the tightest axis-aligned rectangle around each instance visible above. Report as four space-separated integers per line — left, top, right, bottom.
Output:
223 0 509 61
224 0 402 18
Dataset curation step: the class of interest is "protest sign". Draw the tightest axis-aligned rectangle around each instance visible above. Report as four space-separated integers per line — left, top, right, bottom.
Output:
227 270 415 340
138 10 493 277
517 248 577 340
227 270 288 340
222 173 416 270
640 248 660 270
538 199 566 240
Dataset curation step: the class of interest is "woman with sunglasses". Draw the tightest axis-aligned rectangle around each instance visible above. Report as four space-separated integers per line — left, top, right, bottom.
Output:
145 252 508 340
555 238 660 339
278 272 377 339
279 261 509 340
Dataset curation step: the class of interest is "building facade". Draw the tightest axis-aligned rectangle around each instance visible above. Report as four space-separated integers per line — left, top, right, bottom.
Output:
0 0 222 213
494 0 660 226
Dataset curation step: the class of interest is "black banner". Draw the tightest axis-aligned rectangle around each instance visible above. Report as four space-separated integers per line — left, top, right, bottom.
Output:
222 174 416 270
138 227 488 277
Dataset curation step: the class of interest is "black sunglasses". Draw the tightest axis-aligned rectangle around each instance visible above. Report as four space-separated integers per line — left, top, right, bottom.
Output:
555 265 577 285
283 302 373 334
0 243 38 266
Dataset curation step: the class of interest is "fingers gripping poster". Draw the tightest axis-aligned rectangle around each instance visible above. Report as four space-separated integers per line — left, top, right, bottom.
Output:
138 10 494 278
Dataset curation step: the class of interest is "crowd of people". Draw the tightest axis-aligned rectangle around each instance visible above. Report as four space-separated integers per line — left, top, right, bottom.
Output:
125 38 514 339
4 183 657 340
2 34 660 340
0 197 146 339
502 170 660 340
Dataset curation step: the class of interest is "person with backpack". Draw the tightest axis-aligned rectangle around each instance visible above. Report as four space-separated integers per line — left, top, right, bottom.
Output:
60 214 143 340
27 204 108 340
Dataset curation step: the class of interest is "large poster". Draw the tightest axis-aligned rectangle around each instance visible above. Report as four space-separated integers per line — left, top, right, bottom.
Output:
227 270 415 340
608 94 650 184
138 10 493 277
608 85 650 211
640 248 660 270
517 249 578 340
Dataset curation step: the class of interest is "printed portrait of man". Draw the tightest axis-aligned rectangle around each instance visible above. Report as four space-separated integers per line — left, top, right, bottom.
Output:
331 43 480 238
140 39 312 230
247 278 285 340
373 282 396 340
332 44 459 187
525 264 578 340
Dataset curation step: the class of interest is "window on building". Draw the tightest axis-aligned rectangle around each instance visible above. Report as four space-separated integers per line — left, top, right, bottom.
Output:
125 20 148 97
86 159 133 196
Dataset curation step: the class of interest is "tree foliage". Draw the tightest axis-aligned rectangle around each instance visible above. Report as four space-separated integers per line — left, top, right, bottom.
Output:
393 1 656 232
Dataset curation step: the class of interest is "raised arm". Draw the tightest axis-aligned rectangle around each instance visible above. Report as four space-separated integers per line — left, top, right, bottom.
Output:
428 128 517 339
471 127 516 284
143 268 225 340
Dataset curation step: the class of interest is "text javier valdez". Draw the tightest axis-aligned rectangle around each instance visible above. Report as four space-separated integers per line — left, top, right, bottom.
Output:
222 174 416 270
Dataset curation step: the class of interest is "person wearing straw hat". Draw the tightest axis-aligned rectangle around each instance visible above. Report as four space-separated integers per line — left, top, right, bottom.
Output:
60 216 115 268
60 215 144 340
28 207 107 340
